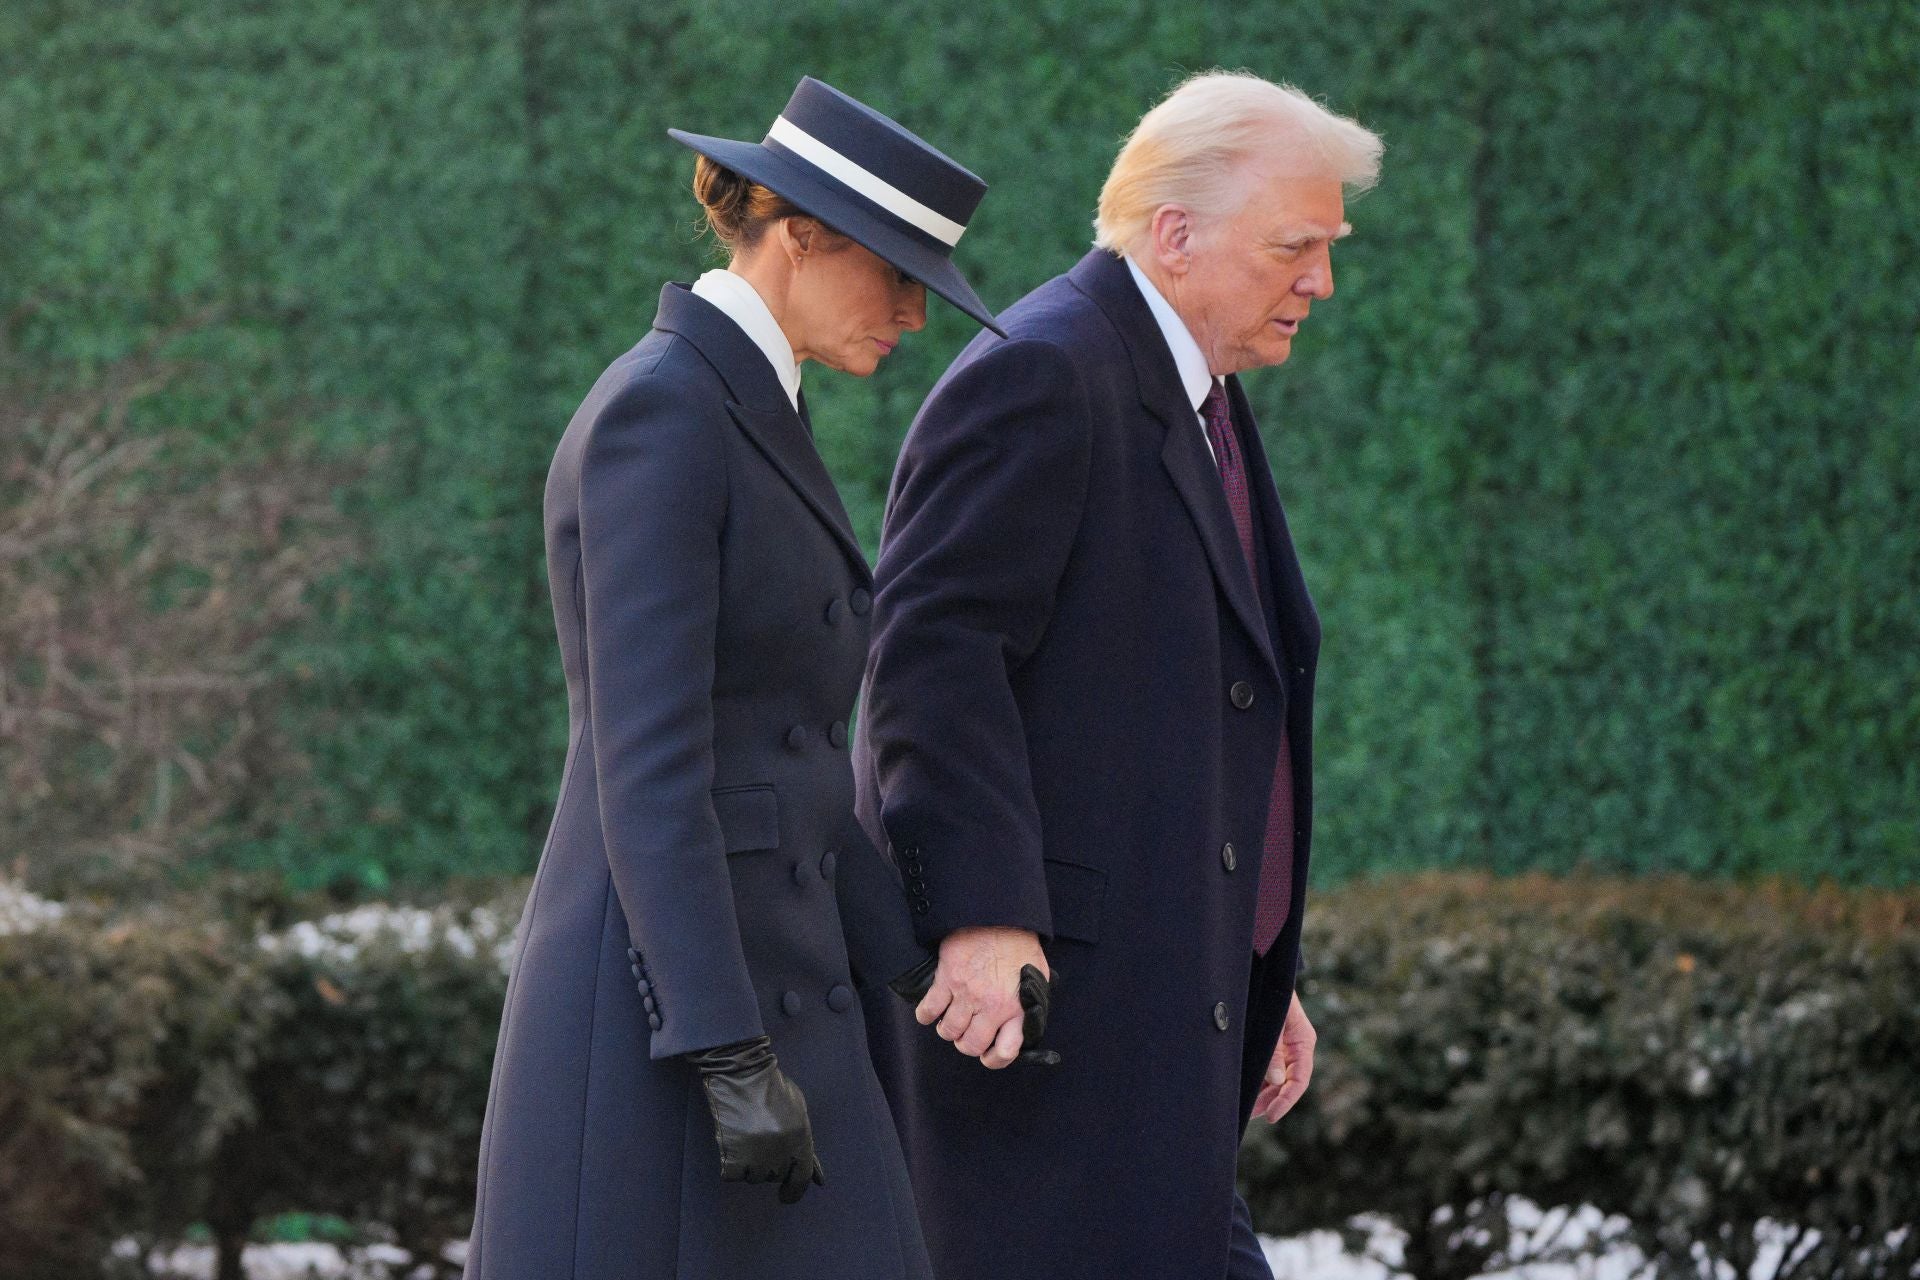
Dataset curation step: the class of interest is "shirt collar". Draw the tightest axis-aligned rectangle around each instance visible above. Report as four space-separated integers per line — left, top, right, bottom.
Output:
689 268 801 411
1123 254 1216 414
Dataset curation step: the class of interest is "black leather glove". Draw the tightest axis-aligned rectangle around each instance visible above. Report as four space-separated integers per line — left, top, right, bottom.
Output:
888 956 1060 1067
1015 963 1061 1067
887 953 938 1003
683 1036 825 1204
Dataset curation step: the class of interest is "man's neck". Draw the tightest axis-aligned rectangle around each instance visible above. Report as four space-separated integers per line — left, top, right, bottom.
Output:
1128 255 1210 367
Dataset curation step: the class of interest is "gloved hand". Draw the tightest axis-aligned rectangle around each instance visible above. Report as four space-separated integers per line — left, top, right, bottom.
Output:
887 953 938 1003
888 954 1060 1067
1015 963 1061 1067
684 1036 825 1204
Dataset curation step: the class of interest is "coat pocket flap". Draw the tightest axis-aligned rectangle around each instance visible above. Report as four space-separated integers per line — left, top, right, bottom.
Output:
711 785 780 854
1043 857 1107 943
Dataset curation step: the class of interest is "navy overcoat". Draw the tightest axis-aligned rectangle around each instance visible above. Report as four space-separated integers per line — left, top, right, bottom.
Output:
853 249 1319 1280
466 285 931 1280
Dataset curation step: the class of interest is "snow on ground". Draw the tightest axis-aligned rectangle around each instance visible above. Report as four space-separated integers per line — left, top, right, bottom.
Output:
1260 1201 1830 1280
124 1203 1825 1279
255 902 518 971
0 878 66 934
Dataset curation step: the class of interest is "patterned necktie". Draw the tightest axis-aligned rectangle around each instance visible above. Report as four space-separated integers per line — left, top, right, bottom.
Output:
1200 383 1294 958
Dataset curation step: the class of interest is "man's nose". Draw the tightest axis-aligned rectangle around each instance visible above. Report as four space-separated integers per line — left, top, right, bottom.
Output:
1290 242 1336 301
1298 246 1335 300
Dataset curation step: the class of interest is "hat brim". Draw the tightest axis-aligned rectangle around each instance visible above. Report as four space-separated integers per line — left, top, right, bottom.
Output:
669 128 1006 338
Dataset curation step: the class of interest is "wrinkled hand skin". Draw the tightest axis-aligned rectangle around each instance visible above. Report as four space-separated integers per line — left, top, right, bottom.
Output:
685 1036 826 1204
892 951 1060 1067
1253 992 1316 1123
912 926 1053 1069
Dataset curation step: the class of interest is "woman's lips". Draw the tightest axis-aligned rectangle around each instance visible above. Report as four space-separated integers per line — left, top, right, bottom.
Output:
873 337 898 353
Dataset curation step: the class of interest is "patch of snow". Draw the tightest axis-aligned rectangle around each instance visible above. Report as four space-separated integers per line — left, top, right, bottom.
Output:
1260 1199 1824 1280
0 879 66 935
256 903 517 973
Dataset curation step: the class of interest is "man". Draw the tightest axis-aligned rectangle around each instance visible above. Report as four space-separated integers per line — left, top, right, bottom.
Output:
852 72 1383 1278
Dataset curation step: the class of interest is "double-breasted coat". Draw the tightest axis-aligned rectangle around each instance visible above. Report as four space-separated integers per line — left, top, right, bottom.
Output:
853 249 1319 1280
465 285 932 1280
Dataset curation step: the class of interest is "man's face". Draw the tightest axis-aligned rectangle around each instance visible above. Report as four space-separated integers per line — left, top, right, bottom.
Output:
1175 161 1348 376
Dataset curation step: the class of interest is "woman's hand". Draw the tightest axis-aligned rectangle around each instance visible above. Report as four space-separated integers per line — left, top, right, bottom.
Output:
685 1036 825 1203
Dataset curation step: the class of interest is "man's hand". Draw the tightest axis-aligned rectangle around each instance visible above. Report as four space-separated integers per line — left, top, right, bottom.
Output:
1253 992 1316 1123
915 926 1049 1069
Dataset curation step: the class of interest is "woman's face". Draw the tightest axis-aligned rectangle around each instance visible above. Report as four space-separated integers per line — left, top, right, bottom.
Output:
786 231 928 377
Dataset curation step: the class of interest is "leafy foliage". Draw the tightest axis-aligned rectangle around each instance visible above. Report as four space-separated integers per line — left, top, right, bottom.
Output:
0 309 362 892
4 873 1916 1277
1238 874 1920 1279
2 0 1913 884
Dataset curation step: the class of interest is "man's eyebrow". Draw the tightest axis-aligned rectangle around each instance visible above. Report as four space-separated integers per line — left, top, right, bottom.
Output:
1273 221 1354 243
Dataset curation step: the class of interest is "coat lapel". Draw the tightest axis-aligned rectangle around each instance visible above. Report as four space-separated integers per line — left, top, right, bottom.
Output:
653 285 872 583
726 398 873 583
1068 252 1278 674
1229 376 1320 671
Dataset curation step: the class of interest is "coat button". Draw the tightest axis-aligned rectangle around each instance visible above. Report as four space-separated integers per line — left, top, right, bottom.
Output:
648 1013 663 1031
626 947 640 963
1229 681 1254 710
785 724 808 751
781 990 804 1017
849 587 872 615
1213 1001 1231 1031
825 597 846 624
792 860 814 886
820 851 837 879
828 721 849 749
1295 665 1307 677
642 995 656 1013
1221 843 1237 872
826 984 854 1013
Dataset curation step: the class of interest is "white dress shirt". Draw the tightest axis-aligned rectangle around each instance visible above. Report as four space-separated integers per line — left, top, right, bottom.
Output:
1123 254 1220 461
690 268 802 411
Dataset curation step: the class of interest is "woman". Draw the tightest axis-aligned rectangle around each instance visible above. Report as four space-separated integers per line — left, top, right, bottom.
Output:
463 78 1001 1280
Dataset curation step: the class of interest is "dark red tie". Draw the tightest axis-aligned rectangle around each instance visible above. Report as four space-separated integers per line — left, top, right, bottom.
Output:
1201 383 1294 957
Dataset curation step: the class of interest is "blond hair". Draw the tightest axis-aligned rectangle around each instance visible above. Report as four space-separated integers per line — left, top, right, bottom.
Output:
1094 72 1383 253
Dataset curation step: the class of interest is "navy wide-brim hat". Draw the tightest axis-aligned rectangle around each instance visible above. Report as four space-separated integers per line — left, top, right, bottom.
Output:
670 77 1005 336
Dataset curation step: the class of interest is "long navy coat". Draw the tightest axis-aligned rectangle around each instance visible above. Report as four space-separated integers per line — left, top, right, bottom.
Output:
853 249 1319 1280
466 285 932 1280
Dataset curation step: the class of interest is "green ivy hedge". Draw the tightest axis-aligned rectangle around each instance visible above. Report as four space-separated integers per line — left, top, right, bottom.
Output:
2 0 1914 885
3 873 1916 1279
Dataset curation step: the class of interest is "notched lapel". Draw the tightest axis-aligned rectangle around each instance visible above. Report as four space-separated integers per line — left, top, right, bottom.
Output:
651 283 872 583
1070 250 1279 673
1157 411 1280 675
727 399 873 583
1229 376 1320 670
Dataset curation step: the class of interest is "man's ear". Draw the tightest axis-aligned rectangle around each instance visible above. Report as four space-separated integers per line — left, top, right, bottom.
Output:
1147 205 1195 277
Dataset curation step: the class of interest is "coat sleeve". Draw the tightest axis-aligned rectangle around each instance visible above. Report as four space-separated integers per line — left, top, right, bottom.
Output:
830 810 928 991
859 338 1094 947
576 376 764 1058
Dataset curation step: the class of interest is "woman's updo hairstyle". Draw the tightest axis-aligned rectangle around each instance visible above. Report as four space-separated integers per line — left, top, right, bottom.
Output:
694 156 804 253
